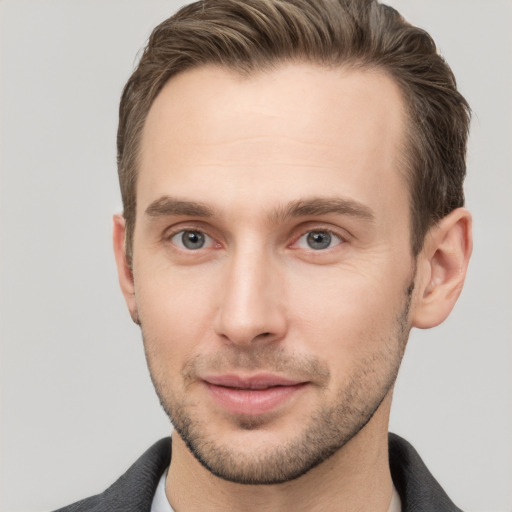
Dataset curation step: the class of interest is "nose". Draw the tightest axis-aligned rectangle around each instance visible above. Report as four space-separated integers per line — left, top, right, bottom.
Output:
213 247 287 347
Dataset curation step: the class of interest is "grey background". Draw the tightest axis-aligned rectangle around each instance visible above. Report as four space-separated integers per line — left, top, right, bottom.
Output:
1 1 511 511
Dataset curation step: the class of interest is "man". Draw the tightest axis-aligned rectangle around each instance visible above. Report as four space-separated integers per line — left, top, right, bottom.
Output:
55 0 472 510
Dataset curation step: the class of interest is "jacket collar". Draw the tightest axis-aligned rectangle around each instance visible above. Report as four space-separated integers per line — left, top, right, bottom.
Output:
56 434 462 511
389 433 463 512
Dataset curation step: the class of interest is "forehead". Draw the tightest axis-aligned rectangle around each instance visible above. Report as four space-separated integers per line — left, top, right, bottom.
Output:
138 63 407 221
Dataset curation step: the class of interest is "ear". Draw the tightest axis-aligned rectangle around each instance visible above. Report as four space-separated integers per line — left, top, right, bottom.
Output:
112 214 139 324
412 208 473 329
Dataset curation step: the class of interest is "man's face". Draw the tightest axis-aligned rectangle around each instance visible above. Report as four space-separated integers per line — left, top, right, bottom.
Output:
130 63 416 484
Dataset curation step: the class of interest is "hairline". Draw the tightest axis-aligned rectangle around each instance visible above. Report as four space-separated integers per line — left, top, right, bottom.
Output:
123 58 420 263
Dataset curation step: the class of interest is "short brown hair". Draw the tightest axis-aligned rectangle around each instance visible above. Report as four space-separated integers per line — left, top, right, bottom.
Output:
117 0 470 263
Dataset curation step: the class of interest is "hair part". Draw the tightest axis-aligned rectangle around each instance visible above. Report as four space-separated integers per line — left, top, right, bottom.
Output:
117 0 471 264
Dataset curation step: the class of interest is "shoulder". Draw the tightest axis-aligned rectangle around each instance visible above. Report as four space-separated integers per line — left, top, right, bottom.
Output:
52 438 171 512
389 433 464 512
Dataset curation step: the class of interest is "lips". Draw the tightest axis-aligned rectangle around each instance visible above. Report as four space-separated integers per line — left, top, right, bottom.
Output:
203 373 308 416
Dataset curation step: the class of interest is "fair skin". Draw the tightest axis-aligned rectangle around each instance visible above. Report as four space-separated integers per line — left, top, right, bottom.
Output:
113 63 472 511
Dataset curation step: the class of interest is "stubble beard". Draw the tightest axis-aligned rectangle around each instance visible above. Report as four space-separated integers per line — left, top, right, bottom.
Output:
142 283 413 485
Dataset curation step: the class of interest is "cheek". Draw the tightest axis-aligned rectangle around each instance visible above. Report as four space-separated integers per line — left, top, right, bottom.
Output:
134 266 219 370
286 262 410 359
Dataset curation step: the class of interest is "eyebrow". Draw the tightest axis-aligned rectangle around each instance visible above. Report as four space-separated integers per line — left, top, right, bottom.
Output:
144 195 375 223
269 197 375 223
145 196 215 218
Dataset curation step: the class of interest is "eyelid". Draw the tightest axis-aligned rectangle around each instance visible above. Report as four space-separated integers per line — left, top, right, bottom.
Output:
294 229 344 250
161 221 349 251
172 230 215 250
290 223 350 247
162 223 222 249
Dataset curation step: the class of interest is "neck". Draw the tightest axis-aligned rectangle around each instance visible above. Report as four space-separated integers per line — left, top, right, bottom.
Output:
167 395 394 512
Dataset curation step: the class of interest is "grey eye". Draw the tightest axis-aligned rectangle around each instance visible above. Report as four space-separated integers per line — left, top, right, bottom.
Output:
171 230 210 250
306 231 332 250
295 230 343 251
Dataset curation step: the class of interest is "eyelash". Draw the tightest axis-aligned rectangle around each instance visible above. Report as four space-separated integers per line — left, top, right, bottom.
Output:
169 230 216 250
292 228 344 251
163 225 347 252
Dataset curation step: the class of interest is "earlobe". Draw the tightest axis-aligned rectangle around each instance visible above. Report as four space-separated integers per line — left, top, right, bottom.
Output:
412 208 473 329
112 214 140 325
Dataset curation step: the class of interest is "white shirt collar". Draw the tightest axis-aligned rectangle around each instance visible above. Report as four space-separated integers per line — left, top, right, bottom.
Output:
150 467 402 512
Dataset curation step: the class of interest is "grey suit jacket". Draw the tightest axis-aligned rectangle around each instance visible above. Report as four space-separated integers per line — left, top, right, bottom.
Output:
53 433 463 512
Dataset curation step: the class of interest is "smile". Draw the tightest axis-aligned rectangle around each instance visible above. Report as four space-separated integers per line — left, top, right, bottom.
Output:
203 374 309 415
